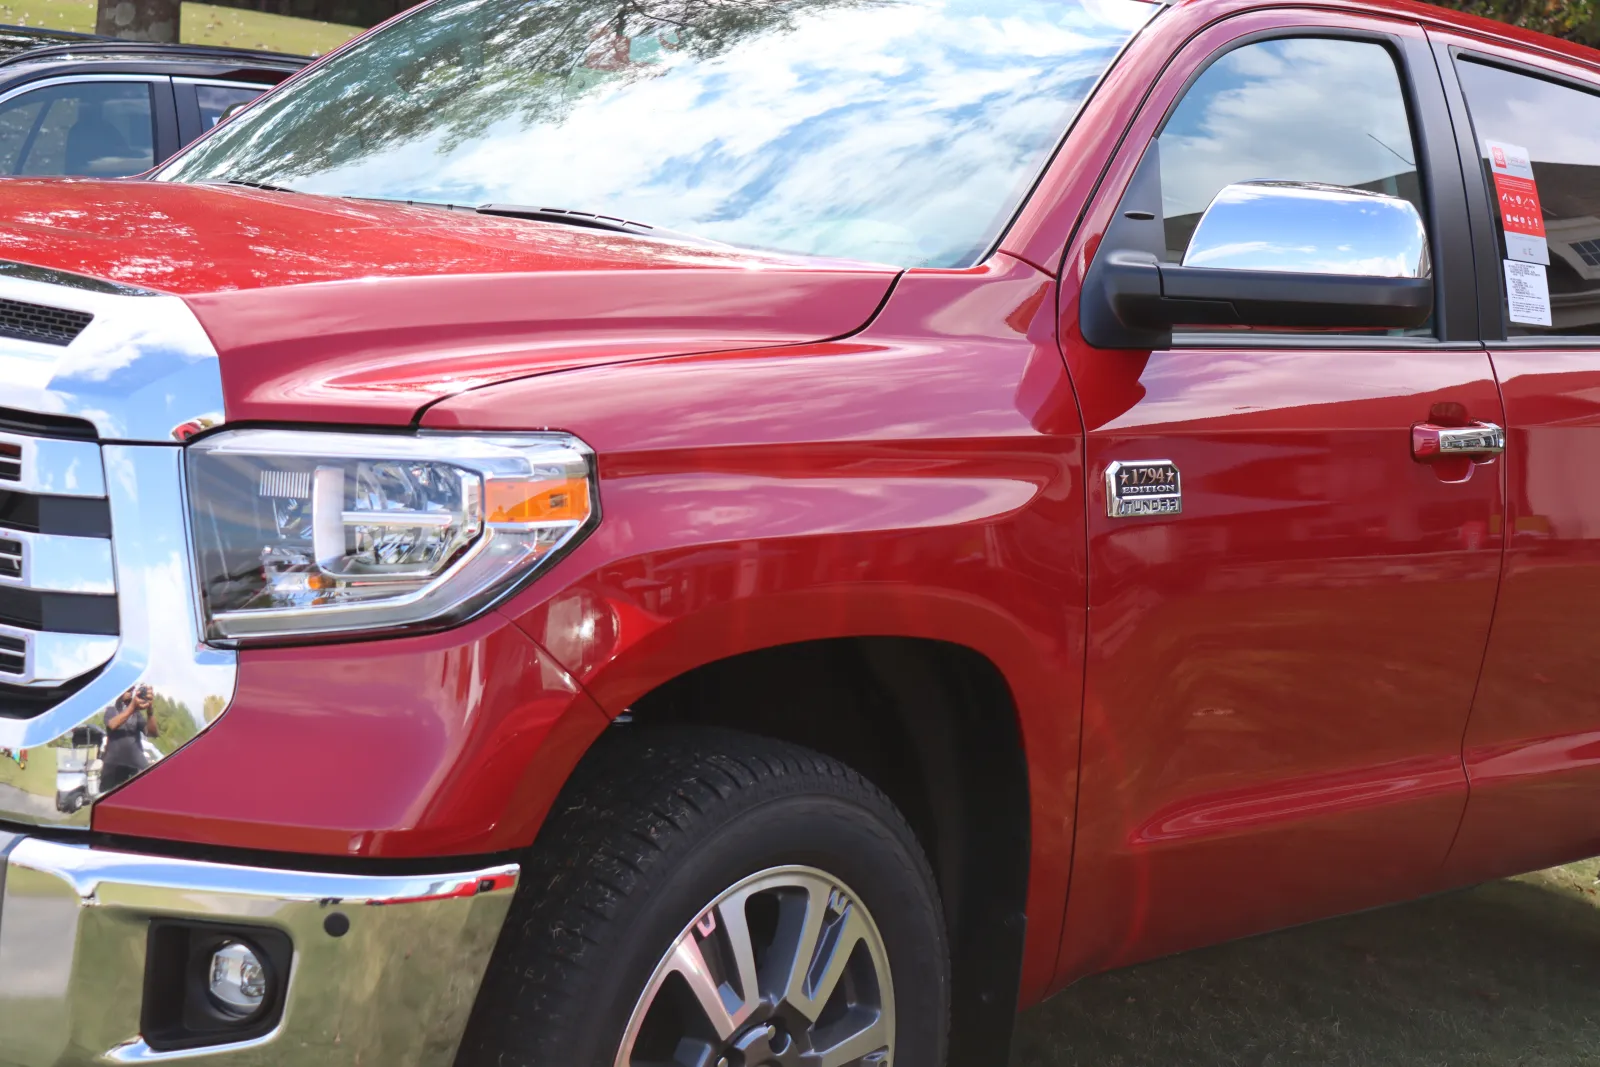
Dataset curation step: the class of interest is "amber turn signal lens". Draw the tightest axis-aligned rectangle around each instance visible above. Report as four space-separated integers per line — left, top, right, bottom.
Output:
486 477 591 525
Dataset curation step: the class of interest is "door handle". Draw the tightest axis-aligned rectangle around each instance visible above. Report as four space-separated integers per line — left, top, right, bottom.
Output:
1412 421 1505 461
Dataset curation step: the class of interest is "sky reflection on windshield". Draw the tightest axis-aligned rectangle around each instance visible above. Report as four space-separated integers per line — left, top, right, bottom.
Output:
161 0 1157 266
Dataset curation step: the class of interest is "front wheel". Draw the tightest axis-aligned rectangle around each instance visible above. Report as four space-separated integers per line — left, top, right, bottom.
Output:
456 728 949 1067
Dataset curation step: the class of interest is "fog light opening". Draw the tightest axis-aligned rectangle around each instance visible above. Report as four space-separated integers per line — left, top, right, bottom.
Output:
143 920 292 1051
207 940 268 1019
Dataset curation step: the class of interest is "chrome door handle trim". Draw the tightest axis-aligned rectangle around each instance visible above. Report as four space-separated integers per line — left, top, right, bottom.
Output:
1412 421 1505 460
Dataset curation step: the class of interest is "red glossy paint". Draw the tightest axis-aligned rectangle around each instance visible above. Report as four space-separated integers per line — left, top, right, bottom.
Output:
1053 338 1505 981
1038 4 1513 988
46 0 1600 1028
96 611 611 859
426 254 1086 1004
0 179 896 424
1419 19 1600 887
1444 349 1600 883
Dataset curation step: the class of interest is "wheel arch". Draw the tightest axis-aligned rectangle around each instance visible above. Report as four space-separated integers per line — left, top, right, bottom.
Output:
547 634 1036 1067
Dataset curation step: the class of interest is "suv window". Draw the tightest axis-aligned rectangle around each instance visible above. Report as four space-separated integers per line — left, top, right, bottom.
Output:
1456 59 1600 336
195 84 263 130
0 81 155 178
1158 37 1425 267
0 92 45 172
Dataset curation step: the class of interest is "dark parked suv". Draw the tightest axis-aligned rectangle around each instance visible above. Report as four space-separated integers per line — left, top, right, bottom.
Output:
0 28 305 178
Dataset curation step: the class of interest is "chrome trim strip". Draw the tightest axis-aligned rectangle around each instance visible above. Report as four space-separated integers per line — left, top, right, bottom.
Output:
0 446 236 828
0 73 172 106
0 527 115 594
0 622 118 687
1438 423 1506 455
0 273 225 443
173 77 277 90
0 430 106 497
0 836 518 1067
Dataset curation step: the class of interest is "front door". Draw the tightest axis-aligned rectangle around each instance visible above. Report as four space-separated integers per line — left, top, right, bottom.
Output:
1054 14 1504 980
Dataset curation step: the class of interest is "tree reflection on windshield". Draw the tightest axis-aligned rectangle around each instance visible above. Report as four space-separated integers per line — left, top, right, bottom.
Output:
161 0 1158 266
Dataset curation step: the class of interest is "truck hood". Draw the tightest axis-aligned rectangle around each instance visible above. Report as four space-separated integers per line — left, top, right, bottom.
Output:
0 180 898 423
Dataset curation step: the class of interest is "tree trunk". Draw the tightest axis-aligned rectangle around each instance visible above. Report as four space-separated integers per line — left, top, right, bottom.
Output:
95 0 181 42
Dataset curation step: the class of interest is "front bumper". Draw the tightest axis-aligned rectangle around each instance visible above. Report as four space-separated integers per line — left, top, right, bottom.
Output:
0 833 517 1066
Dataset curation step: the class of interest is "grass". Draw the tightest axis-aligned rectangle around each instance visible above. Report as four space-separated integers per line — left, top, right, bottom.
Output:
0 0 361 54
1014 859 1600 1066
0 745 55 798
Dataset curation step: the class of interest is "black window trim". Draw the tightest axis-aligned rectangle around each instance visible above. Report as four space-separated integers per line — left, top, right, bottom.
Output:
1135 24 1479 349
173 76 267 146
1442 43 1600 346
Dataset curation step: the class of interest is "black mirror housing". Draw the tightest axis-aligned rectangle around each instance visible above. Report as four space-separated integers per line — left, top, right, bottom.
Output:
1100 251 1433 335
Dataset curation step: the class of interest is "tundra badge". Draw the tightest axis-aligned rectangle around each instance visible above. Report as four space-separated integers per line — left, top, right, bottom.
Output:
1106 460 1182 518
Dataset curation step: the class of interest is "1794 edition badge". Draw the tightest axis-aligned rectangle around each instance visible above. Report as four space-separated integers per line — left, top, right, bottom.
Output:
1106 460 1182 518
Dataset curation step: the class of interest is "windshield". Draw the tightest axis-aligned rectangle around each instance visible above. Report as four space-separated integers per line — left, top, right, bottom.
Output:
157 0 1156 267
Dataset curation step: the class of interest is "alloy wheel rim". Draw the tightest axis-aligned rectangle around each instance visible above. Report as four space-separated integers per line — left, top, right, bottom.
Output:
614 864 895 1067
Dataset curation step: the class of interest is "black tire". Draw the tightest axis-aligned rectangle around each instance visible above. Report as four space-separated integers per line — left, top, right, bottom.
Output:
456 726 950 1067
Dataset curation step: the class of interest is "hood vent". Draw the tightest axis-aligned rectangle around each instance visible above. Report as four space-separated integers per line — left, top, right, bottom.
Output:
0 296 93 347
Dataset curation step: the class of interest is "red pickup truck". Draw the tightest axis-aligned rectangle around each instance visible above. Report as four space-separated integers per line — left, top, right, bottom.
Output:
0 0 1596 1063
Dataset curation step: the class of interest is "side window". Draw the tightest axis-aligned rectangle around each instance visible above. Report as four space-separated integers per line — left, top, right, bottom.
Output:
1456 60 1600 336
196 84 263 130
0 81 155 178
0 92 44 172
1158 38 1426 268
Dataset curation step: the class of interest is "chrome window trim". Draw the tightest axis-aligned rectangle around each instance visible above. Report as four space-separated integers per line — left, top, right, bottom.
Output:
0 71 170 111
173 77 271 91
0 429 106 496
0 526 115 594
0 621 117 686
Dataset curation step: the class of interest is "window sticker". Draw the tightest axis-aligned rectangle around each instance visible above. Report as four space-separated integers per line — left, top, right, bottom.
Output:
1486 139 1549 265
1505 258 1553 326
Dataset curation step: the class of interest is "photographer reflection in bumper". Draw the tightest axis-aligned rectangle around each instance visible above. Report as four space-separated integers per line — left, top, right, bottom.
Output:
102 682 160 792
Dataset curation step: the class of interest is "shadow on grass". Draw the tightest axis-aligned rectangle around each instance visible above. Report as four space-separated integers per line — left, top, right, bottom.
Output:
1014 860 1600 1067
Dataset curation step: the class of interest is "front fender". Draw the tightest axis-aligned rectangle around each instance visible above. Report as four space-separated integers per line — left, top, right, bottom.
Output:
431 255 1089 1002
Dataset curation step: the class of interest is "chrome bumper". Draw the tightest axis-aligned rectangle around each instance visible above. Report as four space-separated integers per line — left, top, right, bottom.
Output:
0 833 517 1066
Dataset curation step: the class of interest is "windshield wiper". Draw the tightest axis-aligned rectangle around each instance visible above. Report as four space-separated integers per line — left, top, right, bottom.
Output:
477 204 653 234
345 198 729 247
216 178 300 194
475 204 725 246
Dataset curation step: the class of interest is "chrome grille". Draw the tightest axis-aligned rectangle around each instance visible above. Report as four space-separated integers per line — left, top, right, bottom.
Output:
0 266 239 830
0 426 116 693
0 296 93 347
0 632 22 677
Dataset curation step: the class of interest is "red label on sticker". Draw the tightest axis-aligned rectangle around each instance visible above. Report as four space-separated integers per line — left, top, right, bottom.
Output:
1493 172 1545 239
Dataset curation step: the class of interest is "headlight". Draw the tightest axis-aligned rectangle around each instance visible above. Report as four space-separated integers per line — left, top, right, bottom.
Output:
187 430 595 643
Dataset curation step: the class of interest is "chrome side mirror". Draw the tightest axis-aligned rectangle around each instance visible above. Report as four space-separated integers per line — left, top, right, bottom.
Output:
1183 181 1430 279
1078 143 1435 350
